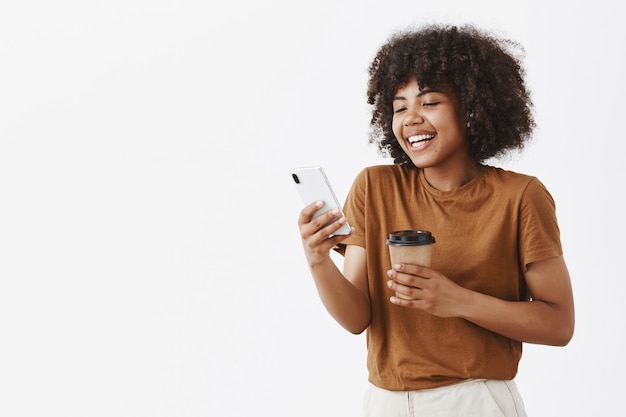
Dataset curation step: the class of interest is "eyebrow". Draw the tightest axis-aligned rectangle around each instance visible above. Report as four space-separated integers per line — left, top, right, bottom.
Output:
393 88 444 101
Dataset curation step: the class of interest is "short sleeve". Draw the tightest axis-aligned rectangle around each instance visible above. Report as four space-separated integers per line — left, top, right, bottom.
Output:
333 169 368 256
518 178 563 270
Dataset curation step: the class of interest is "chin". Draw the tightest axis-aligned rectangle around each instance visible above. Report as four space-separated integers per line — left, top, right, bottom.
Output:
407 157 432 169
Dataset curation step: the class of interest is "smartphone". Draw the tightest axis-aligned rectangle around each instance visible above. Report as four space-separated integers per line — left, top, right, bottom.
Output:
289 166 352 235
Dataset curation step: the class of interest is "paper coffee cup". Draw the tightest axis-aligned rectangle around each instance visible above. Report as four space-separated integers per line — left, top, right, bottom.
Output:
386 230 436 299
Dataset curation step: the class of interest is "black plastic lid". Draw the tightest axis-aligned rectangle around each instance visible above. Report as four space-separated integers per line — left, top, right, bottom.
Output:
386 230 436 246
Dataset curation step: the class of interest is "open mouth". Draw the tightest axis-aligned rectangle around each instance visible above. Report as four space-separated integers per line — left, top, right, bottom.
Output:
408 134 435 149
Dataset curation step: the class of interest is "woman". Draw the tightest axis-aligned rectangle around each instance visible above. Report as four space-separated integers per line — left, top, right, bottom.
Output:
297 24 574 416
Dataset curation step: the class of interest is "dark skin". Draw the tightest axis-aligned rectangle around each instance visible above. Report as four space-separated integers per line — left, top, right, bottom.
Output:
298 78 574 345
366 24 534 165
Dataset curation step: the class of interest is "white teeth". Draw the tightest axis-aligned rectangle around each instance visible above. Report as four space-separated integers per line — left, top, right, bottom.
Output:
408 134 435 143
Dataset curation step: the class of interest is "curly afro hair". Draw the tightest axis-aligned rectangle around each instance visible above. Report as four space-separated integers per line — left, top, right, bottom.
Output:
367 24 535 165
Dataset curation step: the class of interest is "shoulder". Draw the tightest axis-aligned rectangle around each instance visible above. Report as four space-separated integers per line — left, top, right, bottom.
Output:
360 163 402 175
483 166 546 192
483 166 555 205
349 164 417 193
484 166 535 185
357 163 414 182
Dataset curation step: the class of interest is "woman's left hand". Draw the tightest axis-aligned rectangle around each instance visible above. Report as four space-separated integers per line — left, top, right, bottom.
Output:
386 263 469 318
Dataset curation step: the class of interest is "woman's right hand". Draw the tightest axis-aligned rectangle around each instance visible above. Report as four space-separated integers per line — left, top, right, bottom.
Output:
297 201 352 266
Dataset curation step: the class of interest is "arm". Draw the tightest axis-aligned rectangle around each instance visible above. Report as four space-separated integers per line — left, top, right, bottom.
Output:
462 256 574 345
298 201 371 334
387 255 575 346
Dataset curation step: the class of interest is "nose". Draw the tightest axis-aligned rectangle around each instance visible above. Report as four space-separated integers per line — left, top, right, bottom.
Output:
403 105 424 126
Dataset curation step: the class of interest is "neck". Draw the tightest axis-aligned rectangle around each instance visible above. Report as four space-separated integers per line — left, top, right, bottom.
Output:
422 163 481 192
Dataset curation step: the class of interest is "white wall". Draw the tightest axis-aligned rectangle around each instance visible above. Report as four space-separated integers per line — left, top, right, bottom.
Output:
1 1 623 416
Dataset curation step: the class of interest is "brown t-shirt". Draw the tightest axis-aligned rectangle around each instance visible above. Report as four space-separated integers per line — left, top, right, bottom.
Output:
339 164 562 391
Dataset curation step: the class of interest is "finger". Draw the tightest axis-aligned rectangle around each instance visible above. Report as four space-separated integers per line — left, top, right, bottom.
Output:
298 202 345 235
306 208 347 236
301 209 350 241
387 267 420 286
298 200 325 226
387 281 423 303
392 263 433 278
320 212 350 235
390 295 424 307
387 278 422 293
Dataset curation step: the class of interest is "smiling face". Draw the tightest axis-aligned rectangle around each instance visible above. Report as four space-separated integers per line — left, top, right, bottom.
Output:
391 77 473 173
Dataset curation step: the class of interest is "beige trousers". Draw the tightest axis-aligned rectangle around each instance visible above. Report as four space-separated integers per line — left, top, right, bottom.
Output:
364 379 528 417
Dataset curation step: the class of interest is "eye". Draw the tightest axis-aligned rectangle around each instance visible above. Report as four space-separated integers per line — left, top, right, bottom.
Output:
423 101 440 107
393 107 407 114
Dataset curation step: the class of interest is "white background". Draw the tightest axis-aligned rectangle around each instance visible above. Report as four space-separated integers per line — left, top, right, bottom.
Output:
1 1 624 416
